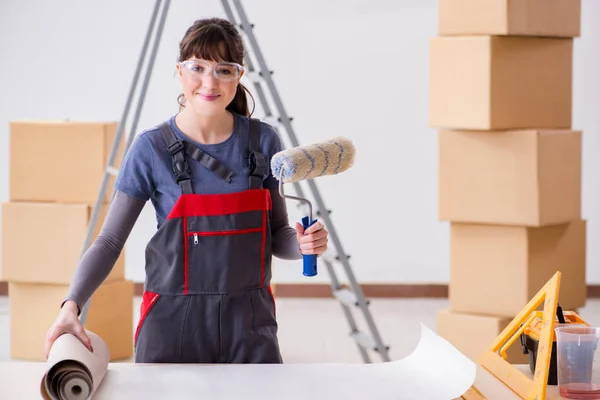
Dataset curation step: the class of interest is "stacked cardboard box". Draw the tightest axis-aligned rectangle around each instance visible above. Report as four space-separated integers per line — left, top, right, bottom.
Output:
1 120 134 361
430 0 584 363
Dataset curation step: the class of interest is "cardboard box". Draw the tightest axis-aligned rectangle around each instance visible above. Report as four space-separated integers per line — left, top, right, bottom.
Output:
9 120 122 204
438 0 581 38
1 201 125 284
9 280 134 361
449 220 586 318
438 129 581 227
429 36 572 130
436 309 529 364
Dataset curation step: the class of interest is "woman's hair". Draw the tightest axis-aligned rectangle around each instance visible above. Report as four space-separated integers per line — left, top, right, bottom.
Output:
177 17 255 116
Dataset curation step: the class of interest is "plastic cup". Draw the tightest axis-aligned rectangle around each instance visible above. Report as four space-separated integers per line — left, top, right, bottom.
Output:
555 325 600 399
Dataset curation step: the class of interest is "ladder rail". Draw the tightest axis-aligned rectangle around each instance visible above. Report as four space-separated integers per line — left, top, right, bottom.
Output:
230 0 296 145
221 0 311 205
126 0 172 156
323 259 371 363
224 0 391 362
307 177 390 361
79 0 171 325
221 1 275 121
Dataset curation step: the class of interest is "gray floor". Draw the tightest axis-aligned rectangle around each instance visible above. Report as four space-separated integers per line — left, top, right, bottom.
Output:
1 296 599 364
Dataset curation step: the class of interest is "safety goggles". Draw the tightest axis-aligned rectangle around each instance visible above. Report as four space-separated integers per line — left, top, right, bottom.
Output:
179 59 244 82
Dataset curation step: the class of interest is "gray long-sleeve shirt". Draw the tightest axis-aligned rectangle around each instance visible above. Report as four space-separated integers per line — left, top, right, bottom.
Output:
63 113 302 312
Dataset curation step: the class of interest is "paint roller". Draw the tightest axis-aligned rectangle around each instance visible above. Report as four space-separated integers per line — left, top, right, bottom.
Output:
271 137 355 277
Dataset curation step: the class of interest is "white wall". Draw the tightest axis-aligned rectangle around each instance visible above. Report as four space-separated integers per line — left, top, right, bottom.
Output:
0 0 598 285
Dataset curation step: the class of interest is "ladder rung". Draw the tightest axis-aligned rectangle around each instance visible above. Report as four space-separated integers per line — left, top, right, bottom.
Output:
106 166 119 177
333 287 370 307
320 249 336 264
333 288 358 307
262 115 280 126
350 331 377 351
245 71 263 83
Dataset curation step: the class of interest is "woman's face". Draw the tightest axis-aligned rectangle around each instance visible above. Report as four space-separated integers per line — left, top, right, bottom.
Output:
177 58 244 116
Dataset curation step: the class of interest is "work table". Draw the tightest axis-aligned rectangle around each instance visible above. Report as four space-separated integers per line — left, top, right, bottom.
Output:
0 361 560 399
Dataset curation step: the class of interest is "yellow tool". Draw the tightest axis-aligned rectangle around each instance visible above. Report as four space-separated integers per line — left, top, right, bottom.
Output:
457 272 565 399
458 272 588 399
477 271 561 400
459 385 488 399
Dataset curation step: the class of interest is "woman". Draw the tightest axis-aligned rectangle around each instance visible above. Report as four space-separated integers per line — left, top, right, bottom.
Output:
44 17 329 364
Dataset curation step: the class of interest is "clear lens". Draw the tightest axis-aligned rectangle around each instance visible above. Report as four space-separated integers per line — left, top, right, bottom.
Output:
180 60 242 82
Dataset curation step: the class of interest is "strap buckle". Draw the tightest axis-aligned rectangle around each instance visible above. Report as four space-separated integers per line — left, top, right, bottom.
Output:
173 160 191 183
167 140 184 156
248 151 266 177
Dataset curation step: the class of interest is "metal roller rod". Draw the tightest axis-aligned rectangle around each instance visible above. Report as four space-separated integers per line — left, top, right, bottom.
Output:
278 172 313 223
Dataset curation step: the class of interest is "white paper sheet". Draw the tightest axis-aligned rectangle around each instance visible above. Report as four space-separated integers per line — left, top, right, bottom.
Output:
40 330 110 400
89 323 476 400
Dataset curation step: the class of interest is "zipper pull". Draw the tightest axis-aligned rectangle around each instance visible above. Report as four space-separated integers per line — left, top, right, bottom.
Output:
193 233 198 245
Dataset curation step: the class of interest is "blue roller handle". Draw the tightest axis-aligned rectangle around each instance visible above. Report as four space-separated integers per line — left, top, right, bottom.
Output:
302 216 318 277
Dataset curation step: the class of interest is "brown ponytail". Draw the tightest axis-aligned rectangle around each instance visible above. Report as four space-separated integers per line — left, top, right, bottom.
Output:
227 83 255 116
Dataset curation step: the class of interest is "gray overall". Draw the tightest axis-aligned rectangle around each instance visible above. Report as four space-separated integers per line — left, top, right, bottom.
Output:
133 119 282 364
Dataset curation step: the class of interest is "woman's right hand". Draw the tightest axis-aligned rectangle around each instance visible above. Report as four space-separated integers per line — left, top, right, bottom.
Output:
44 301 93 359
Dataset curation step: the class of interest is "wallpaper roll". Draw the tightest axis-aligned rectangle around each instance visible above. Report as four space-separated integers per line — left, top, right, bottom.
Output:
40 330 110 400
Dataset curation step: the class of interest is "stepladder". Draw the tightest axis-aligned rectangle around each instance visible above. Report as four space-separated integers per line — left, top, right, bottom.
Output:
79 0 391 364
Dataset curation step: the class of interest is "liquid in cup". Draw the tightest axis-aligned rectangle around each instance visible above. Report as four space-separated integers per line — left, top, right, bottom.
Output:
555 325 600 399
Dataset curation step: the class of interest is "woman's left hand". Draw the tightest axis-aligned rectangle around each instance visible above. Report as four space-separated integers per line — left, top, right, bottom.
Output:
295 221 329 257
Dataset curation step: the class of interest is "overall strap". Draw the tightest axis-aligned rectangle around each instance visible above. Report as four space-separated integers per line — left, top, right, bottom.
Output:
158 122 194 195
159 122 236 192
248 118 266 189
183 143 233 183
